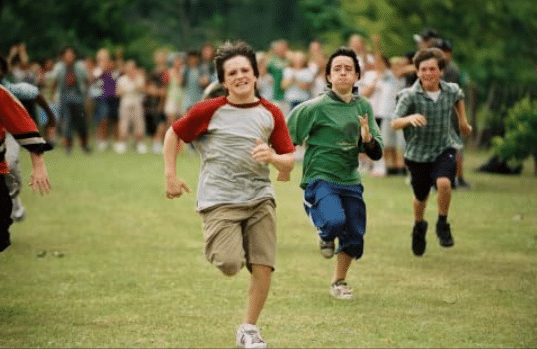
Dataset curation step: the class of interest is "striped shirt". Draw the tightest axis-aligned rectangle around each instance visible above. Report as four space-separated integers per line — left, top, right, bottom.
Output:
394 80 464 162
0 85 51 174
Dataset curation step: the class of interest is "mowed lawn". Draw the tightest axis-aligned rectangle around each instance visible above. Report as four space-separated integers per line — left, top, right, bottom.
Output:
1 146 536 348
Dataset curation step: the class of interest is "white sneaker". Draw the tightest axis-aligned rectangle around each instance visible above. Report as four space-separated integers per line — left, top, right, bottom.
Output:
236 324 267 349
114 142 127 154
152 142 163 154
330 279 354 300
97 140 108 152
136 143 148 154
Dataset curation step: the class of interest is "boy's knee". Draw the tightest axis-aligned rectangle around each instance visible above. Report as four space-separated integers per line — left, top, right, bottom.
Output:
211 255 244 276
436 177 452 190
320 215 346 241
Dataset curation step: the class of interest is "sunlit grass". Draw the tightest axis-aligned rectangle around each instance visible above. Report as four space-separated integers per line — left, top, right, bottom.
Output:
0 147 535 348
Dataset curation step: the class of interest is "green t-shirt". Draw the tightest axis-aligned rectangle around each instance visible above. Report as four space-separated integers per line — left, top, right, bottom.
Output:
267 56 286 101
287 91 383 188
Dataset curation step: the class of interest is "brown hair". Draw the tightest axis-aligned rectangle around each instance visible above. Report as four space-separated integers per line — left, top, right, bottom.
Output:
214 41 259 84
412 47 446 70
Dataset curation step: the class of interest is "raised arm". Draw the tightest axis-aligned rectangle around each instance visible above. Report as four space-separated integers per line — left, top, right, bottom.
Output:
252 139 294 181
392 113 427 130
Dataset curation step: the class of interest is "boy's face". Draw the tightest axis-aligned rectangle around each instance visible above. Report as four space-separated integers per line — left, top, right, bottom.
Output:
327 55 359 93
222 55 257 100
417 57 443 90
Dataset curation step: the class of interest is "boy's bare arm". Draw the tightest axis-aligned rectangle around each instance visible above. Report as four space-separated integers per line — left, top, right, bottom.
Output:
392 114 427 130
454 100 472 137
163 127 191 199
29 152 51 196
252 139 294 182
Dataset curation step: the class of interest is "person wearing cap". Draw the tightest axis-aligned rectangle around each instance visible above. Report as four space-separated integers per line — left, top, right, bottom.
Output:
413 28 442 50
436 39 472 189
400 28 443 88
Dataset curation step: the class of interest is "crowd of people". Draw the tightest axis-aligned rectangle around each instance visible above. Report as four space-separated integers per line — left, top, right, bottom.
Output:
1 30 469 185
2 29 475 348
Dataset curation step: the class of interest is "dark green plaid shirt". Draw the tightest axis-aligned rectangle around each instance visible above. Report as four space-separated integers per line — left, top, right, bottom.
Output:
394 80 464 162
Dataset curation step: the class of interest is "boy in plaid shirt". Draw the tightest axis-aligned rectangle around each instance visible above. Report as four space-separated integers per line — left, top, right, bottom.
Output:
392 48 472 256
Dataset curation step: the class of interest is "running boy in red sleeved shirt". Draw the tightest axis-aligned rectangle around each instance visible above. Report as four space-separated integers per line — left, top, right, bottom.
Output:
1 85 52 252
163 41 294 348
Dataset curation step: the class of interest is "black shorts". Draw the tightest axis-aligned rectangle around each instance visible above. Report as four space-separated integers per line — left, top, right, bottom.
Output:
405 148 457 201
107 97 120 123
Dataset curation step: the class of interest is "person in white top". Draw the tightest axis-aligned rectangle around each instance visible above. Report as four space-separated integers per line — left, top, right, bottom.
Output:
281 51 314 110
115 60 146 154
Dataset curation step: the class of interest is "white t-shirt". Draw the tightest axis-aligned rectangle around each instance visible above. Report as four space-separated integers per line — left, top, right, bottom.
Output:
283 67 314 103
117 74 144 105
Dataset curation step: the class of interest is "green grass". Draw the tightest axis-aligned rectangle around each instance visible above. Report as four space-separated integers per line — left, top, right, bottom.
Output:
1 147 536 348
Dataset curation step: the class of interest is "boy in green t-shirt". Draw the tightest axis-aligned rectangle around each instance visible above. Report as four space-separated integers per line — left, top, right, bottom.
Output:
392 48 472 256
287 47 383 300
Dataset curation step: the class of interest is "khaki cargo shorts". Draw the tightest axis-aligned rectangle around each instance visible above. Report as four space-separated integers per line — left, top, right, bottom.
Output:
199 198 276 275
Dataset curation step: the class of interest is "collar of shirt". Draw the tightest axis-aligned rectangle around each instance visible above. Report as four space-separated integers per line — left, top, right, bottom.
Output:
412 79 450 96
327 89 361 103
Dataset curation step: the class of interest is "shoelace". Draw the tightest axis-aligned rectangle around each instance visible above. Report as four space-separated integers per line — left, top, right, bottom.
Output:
243 330 265 344
334 281 352 296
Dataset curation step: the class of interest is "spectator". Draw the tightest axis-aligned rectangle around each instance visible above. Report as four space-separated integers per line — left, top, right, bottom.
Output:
149 49 170 154
359 35 403 177
256 52 274 101
267 39 290 116
91 48 119 152
348 34 375 73
199 42 217 85
281 50 314 110
164 53 185 125
115 60 147 154
181 50 205 112
51 46 90 154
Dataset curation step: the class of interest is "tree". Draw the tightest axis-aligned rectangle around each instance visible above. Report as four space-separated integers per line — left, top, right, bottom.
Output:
492 97 537 175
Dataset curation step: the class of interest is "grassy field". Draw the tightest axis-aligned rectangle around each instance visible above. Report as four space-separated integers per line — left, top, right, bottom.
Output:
1 146 536 348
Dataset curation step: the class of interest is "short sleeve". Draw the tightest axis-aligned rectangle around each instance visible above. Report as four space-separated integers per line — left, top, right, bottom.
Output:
286 102 315 146
393 90 413 119
261 100 295 154
172 96 227 142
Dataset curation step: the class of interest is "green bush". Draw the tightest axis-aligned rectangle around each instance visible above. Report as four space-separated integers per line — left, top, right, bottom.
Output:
492 97 537 175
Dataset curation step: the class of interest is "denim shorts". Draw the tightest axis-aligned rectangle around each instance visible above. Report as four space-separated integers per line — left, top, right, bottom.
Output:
303 179 367 259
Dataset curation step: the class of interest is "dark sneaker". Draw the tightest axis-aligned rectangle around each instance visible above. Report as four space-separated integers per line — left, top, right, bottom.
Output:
412 221 428 256
0 232 11 253
319 238 335 259
456 177 472 190
436 221 454 247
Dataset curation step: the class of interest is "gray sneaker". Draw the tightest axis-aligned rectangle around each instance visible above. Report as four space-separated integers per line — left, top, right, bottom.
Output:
11 196 26 222
330 279 354 300
319 238 335 259
236 324 267 349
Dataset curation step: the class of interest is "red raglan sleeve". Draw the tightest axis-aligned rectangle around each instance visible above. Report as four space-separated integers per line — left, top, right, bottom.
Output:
172 96 227 143
261 99 295 155
0 86 52 154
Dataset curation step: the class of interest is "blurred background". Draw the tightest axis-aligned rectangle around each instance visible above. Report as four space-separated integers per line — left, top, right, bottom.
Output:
1 0 536 157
